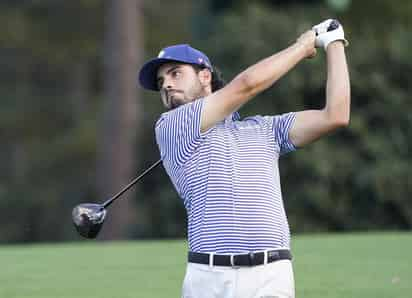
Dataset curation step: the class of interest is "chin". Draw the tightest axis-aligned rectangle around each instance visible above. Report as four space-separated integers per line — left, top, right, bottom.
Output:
171 97 190 107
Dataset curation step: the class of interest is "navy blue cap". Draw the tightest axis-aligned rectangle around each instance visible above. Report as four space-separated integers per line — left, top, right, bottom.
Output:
138 44 213 91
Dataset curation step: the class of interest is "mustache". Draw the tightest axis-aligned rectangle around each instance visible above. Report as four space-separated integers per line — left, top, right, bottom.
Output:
164 89 182 96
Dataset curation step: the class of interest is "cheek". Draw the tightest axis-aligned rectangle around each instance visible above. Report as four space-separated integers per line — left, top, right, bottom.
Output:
189 79 203 94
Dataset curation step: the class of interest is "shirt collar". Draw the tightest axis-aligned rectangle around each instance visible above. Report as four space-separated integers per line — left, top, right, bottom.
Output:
224 111 240 124
232 111 240 121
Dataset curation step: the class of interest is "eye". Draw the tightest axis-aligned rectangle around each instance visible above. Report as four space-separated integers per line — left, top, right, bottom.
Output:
171 70 181 78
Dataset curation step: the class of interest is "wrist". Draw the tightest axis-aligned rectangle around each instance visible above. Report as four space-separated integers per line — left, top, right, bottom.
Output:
293 40 312 59
326 40 346 51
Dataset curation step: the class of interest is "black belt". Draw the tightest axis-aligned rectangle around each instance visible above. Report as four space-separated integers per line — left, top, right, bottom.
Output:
188 249 292 267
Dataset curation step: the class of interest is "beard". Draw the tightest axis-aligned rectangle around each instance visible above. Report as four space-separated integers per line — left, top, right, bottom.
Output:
163 88 203 110
166 90 185 109
161 77 206 110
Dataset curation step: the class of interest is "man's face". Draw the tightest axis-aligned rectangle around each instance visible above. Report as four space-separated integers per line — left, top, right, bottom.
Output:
156 63 210 109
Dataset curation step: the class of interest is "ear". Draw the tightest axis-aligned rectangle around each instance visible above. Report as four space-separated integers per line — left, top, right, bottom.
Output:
198 68 212 87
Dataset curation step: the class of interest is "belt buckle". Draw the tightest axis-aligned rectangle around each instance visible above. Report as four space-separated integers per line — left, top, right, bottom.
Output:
248 252 255 266
268 250 280 261
230 254 241 269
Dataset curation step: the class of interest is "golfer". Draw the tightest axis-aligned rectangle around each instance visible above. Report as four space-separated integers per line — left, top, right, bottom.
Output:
138 19 350 298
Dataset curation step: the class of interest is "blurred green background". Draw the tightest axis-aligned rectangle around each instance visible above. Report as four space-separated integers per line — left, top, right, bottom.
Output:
0 0 411 243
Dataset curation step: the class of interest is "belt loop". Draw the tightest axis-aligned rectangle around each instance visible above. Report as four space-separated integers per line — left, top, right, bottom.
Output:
209 253 214 268
264 250 268 266
230 254 235 267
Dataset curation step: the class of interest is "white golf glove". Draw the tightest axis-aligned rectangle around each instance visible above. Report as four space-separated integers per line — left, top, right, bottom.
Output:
312 19 349 50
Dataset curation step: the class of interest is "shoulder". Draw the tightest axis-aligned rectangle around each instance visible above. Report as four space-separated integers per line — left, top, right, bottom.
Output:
155 111 169 130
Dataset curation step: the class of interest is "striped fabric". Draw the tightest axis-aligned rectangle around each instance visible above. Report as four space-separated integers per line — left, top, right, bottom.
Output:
155 98 296 254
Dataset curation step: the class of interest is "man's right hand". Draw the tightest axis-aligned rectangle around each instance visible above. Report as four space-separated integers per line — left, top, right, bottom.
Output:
296 30 317 59
312 19 349 50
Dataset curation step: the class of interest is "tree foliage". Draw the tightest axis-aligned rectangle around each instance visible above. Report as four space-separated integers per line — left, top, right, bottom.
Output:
0 0 410 243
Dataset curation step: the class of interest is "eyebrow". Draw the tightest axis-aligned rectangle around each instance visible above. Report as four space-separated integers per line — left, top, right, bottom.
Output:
157 65 181 84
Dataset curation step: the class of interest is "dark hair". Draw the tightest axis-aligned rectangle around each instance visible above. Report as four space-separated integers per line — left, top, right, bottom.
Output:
210 67 226 92
193 65 226 92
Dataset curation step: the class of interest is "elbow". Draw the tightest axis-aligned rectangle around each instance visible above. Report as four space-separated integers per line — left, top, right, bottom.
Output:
334 115 350 128
334 108 350 128
326 93 351 128
231 72 258 98
329 111 350 129
324 115 350 132
325 106 351 129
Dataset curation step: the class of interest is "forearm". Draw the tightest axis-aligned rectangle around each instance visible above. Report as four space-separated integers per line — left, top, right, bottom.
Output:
201 31 315 132
285 20 350 147
235 42 308 99
288 42 350 147
325 42 350 125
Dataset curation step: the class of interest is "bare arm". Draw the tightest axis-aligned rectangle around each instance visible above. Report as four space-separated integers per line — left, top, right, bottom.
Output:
200 31 316 132
289 41 350 147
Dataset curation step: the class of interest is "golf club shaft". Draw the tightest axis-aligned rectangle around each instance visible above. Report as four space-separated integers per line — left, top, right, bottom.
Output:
102 159 162 208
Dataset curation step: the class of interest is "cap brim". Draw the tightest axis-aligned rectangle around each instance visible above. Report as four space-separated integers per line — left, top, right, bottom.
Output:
138 58 180 91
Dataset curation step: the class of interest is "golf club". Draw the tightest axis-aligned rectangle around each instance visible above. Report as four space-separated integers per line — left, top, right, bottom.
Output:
72 159 162 239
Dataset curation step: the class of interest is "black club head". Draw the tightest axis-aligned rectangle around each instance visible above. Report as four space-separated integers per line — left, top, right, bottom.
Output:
72 203 107 239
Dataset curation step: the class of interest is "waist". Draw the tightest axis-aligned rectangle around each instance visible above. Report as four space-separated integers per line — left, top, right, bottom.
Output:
188 249 292 268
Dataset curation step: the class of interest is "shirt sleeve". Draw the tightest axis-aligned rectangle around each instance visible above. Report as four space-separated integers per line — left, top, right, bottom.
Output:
272 112 297 155
155 98 204 166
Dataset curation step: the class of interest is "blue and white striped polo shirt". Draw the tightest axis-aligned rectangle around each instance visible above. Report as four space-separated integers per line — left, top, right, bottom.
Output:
155 98 296 254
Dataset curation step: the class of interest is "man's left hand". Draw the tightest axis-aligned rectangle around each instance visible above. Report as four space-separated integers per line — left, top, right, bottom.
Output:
312 19 349 50
296 30 317 59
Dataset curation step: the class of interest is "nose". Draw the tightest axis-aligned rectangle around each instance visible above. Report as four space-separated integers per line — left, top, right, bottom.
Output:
160 76 174 91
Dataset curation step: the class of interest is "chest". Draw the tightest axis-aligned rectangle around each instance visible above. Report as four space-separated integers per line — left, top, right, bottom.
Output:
204 121 279 157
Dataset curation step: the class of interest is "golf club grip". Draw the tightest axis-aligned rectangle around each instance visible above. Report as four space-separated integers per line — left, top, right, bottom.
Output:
102 159 162 208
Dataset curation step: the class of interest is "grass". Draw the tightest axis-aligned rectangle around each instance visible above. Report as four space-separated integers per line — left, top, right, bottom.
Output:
293 232 411 298
0 232 410 298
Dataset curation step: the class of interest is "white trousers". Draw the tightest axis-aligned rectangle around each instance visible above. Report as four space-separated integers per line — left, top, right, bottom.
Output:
181 260 295 298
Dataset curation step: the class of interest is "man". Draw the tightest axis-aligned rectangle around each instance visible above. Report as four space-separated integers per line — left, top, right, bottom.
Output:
138 19 350 298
